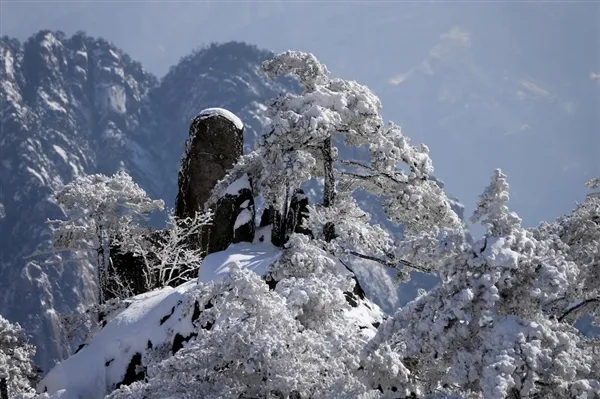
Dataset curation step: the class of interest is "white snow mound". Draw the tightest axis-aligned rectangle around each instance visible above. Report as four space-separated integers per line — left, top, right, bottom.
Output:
224 173 251 196
37 281 197 399
198 242 282 283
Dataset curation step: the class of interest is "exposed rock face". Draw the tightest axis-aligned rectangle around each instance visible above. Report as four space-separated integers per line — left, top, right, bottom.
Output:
214 174 255 251
259 206 282 246
175 109 255 254
260 189 312 247
175 109 244 220
107 242 151 301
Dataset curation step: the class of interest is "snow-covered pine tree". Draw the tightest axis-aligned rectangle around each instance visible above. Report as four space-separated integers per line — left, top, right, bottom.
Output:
532 177 600 328
0 315 37 399
49 171 165 303
363 169 600 398
209 50 461 275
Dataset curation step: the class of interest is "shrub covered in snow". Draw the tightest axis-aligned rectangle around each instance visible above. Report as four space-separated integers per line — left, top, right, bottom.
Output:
0 315 37 398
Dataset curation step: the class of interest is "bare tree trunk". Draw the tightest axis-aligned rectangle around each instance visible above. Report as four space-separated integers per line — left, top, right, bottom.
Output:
0 377 8 399
96 227 106 305
322 137 336 241
276 184 291 247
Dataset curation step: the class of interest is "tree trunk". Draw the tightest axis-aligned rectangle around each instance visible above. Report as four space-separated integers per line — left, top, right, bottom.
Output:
0 377 8 399
322 137 336 241
97 228 107 305
277 184 291 247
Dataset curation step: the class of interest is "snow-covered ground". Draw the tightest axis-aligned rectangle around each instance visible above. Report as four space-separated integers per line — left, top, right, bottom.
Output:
37 282 198 399
36 240 382 399
197 241 282 283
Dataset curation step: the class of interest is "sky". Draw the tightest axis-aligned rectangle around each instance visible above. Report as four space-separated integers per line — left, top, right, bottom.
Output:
2 0 599 230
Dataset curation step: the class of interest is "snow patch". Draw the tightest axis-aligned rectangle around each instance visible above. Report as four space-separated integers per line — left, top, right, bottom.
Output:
234 208 253 230
198 242 282 283
103 85 127 114
108 49 120 60
39 91 66 114
68 161 81 177
224 173 250 196
3 49 15 80
26 167 45 185
198 107 244 130
52 145 68 163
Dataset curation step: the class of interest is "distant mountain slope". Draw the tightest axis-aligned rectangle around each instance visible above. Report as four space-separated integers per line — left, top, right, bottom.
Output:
0 31 297 371
0 30 159 369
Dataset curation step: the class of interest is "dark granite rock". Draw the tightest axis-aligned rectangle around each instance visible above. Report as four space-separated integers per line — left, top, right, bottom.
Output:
115 352 145 389
285 189 312 240
175 109 257 254
261 190 312 247
206 174 255 253
106 242 150 301
175 109 244 220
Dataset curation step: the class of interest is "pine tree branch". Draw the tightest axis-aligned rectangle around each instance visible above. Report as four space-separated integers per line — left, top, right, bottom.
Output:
347 250 430 274
558 297 600 322
340 160 408 185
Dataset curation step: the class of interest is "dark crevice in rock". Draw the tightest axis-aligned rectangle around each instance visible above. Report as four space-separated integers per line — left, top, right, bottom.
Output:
285 189 312 241
344 292 359 308
265 277 278 291
191 301 201 323
159 303 178 325
116 353 145 388
172 332 198 355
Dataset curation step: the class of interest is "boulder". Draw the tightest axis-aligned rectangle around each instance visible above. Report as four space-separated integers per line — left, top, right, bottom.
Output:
261 189 312 247
175 108 244 219
175 108 254 254
210 174 256 253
